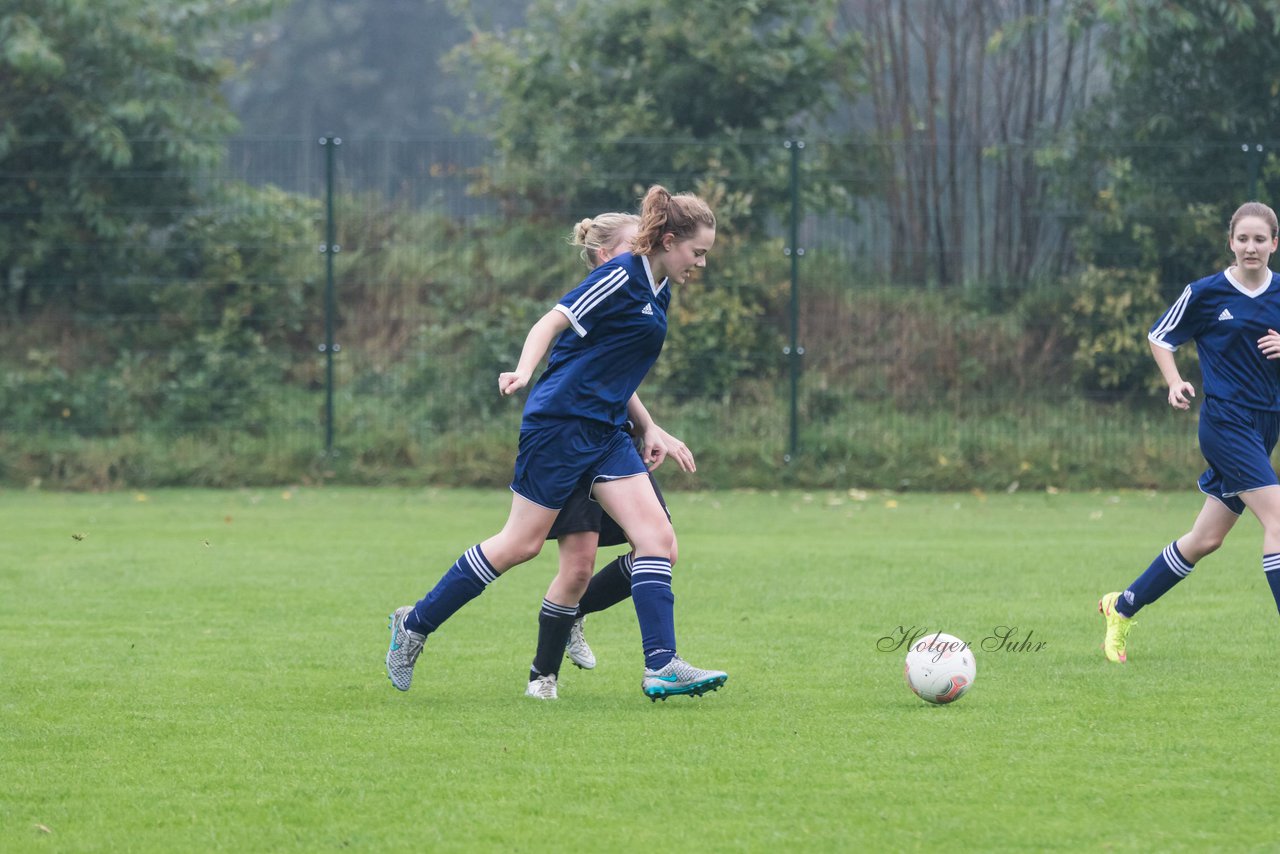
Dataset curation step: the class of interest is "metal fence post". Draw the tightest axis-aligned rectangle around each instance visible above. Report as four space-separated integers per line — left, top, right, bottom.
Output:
783 139 805 463
1244 142 1265 199
319 135 342 456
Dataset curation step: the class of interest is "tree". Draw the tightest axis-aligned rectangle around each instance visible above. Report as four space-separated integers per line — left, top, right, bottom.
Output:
0 0 273 313
446 0 855 230
1064 0 1280 291
841 0 1097 288
220 0 524 140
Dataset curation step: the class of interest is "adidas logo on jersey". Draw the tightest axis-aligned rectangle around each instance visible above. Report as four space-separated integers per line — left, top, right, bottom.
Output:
1218 308 1234 321
641 303 654 315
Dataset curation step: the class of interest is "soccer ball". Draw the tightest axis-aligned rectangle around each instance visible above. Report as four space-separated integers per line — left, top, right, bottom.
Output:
903 632 976 705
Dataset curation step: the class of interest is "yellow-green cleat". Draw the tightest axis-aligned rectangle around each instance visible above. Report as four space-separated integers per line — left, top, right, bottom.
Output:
1098 592 1135 663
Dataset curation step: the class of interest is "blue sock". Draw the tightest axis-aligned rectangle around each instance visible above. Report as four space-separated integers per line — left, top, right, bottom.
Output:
1118 541 1194 617
1264 553 1280 616
629 556 676 670
405 545 498 635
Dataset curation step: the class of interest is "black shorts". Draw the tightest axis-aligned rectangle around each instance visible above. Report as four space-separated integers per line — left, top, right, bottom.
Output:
546 472 669 548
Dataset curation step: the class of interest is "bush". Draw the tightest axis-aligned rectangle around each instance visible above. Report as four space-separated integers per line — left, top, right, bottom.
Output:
1062 265 1187 397
0 182 318 438
793 285 1071 411
0 191 1212 490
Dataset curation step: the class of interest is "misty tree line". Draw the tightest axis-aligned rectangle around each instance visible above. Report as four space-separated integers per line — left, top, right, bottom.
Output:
3 0 1280 314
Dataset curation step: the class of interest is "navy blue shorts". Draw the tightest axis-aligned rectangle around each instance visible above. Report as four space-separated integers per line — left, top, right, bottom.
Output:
510 419 648 510
1197 396 1280 515
547 471 670 547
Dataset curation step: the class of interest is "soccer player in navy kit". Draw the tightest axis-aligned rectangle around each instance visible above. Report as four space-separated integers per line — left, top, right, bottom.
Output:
386 186 728 700
1100 202 1280 662
527 213 696 700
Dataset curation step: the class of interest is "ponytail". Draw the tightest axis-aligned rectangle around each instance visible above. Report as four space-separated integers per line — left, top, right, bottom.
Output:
633 185 716 256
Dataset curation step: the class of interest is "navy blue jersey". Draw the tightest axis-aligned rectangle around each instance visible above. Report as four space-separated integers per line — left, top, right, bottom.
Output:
1149 268 1280 411
523 252 669 427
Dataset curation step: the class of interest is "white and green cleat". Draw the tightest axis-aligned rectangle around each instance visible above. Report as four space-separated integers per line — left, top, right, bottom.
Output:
642 656 728 701
386 606 426 691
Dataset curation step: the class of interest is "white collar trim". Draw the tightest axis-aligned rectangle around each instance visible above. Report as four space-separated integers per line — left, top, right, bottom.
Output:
641 255 667 296
1225 266 1274 297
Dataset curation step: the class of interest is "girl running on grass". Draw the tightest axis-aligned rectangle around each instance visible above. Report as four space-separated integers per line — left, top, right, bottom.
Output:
386 186 727 701
525 212 695 700
1100 202 1280 662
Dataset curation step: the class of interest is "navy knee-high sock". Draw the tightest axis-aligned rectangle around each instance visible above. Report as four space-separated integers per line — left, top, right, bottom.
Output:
630 555 676 670
1264 553 1280 616
405 545 498 635
577 553 634 617
1118 541 1194 618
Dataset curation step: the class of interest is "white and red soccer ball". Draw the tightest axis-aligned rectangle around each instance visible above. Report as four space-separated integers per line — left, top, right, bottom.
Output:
904 632 976 705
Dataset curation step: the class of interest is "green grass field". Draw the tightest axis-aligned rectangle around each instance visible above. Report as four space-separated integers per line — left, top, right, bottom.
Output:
3 487 1278 852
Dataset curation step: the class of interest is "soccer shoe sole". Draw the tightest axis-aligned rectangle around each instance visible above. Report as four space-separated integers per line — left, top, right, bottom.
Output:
643 673 728 702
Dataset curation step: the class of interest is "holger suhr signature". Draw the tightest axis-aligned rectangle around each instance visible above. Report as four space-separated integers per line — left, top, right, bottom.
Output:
877 625 1047 660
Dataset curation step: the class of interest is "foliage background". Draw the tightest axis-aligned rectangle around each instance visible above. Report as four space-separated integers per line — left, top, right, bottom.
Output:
3 0 1280 489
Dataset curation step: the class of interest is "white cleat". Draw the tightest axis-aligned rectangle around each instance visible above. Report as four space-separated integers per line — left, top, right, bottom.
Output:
525 673 558 700
566 617 596 670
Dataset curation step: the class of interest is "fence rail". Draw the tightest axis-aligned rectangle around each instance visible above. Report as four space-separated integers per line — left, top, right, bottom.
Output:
1 135 1266 488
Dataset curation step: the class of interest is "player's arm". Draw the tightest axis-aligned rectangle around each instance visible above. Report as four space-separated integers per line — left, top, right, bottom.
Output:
654 425 696 473
1149 339 1195 410
626 394 696 473
626 393 656 435
499 310 571 396
626 394 665 469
